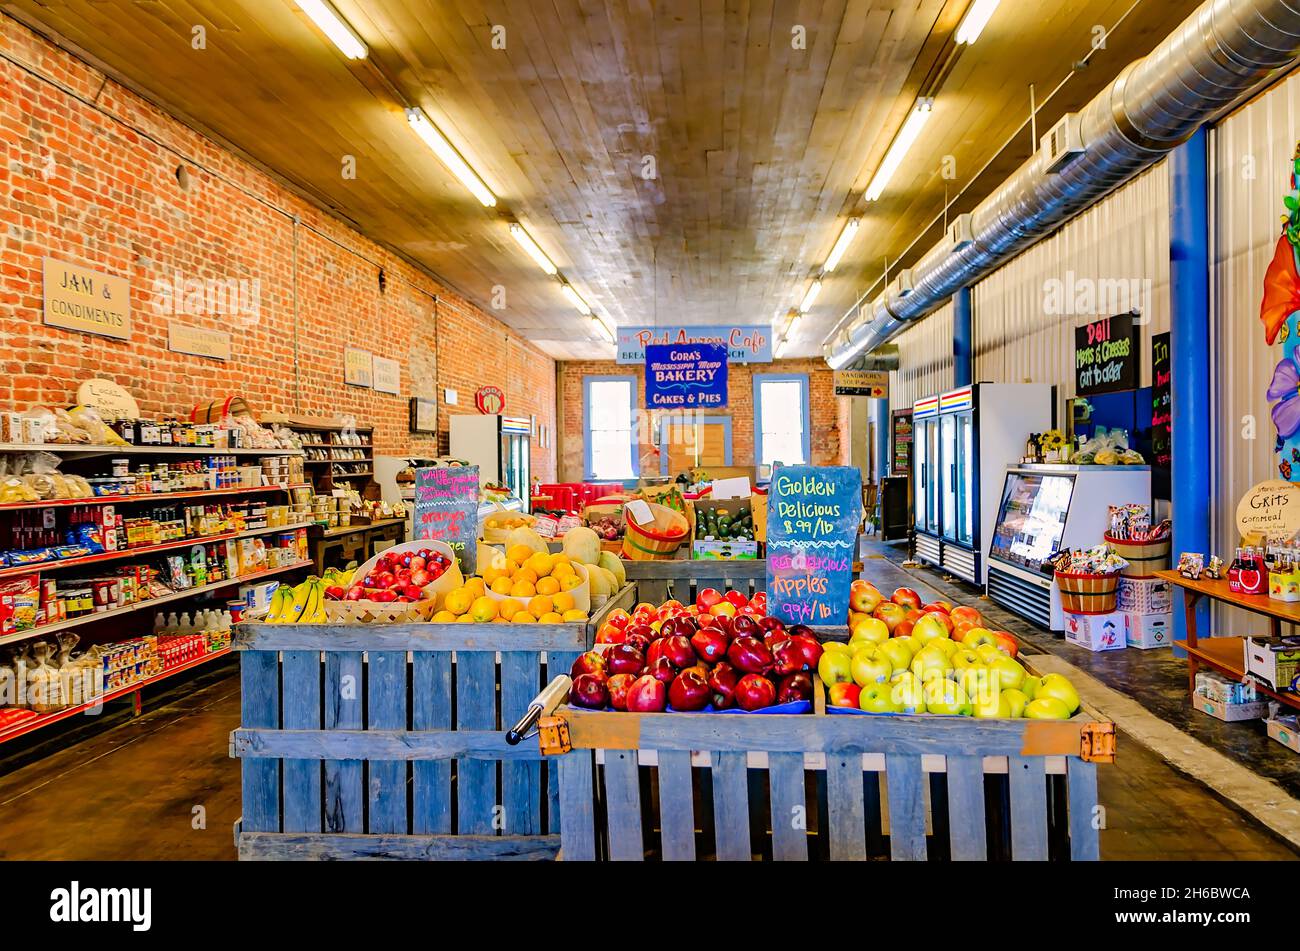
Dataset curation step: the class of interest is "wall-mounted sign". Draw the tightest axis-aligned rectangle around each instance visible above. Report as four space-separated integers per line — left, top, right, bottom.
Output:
1151 331 1171 499
891 409 913 476
475 385 505 414
167 322 231 361
76 379 139 421
344 348 373 388
410 397 437 435
834 369 889 398
765 465 863 625
42 257 131 341
644 343 727 409
618 325 771 364
373 356 400 394
1237 479 1300 542
1075 313 1138 396
413 465 479 574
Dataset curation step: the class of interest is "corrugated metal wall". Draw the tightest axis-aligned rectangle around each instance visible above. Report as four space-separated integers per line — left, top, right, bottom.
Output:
890 299 955 409
1209 73 1300 636
970 163 1172 424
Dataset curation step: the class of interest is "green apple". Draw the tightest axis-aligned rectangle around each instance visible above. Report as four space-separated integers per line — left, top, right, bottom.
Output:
1001 688 1029 718
817 650 853 685
877 638 914 672
964 628 998 650
910 645 953 681
922 678 971 716
1024 697 1071 720
822 641 853 656
858 683 902 714
987 655 1026 691
931 637 959 659
971 688 1012 718
955 665 997 704
952 648 983 669
890 672 926 714
975 643 1002 664
1021 675 1042 700
910 613 950 647
850 617 891 647
1036 674 1080 714
851 650 892 686
894 635 919 655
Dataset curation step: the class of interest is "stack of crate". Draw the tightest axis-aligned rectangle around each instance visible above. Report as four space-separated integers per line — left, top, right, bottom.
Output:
1116 574 1172 648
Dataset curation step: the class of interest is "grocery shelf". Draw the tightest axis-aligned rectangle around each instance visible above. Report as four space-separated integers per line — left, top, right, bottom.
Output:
0 645 235 745
0 522 313 581
1172 636 1300 711
0 444 304 457
0 559 312 648
0 482 308 512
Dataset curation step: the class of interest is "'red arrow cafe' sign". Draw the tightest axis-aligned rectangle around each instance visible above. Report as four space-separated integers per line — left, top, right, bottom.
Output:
617 325 772 364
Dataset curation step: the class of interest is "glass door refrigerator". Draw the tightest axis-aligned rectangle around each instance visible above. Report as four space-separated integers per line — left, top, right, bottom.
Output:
449 413 533 511
911 395 942 568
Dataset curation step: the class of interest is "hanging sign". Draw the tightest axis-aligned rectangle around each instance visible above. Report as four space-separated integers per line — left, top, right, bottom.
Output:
475 386 505 414
644 343 728 409
76 379 139 421
1236 479 1300 542
373 357 401 394
765 465 863 625
834 369 888 398
344 348 373 388
1151 331 1171 495
891 409 913 476
42 257 131 341
413 465 480 575
1075 313 1138 396
618 325 771 364
167 322 231 361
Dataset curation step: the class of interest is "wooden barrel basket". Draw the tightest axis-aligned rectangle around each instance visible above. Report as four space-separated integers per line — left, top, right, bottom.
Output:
621 503 689 561
1103 534 1171 579
1055 570 1120 615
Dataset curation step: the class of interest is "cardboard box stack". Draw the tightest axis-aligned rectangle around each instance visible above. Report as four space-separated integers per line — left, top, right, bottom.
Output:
1193 669 1270 722
689 477 758 561
1118 576 1173 649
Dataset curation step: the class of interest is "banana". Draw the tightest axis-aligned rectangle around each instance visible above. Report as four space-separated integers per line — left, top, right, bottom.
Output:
303 578 328 624
283 576 317 623
265 585 289 623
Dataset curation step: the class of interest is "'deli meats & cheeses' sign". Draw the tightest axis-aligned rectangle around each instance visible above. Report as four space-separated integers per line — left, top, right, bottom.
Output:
1075 313 1138 396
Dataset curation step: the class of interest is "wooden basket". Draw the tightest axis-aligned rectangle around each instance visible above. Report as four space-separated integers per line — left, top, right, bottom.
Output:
191 396 255 423
622 503 690 561
1104 534 1171 578
323 598 438 624
481 504 537 544
1054 570 1120 615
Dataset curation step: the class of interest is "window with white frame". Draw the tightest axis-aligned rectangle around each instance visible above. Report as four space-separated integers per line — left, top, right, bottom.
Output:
753 373 810 467
584 375 638 480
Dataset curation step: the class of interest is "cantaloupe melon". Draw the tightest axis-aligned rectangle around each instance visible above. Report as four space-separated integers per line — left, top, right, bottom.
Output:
562 525 602 565
506 526 548 556
597 551 626 588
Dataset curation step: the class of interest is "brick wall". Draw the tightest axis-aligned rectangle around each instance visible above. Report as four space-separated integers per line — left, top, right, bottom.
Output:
0 16 556 482
558 358 848 481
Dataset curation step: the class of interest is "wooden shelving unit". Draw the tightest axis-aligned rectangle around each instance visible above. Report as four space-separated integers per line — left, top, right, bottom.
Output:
270 416 375 493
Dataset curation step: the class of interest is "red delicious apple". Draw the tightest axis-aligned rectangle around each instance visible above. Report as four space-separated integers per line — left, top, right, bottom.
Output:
690 627 728 664
409 569 431 587
624 630 651 654
777 671 814 704
712 615 734 637
734 674 777 711
604 643 646 676
669 669 710 711
789 633 823 669
894 618 916 639
370 589 398 602
595 622 626 645
891 587 922 610
696 588 724 612
921 602 951 615
749 592 767 613
849 580 884 614
569 672 609 709
769 638 806 676
828 682 862 708
646 657 678 685
661 635 696 669
707 665 738 711
345 585 366 601
625 623 656 644
993 631 1019 658
950 605 983 628
625 674 667 712
402 584 425 601
606 673 636 711
731 614 761 639
723 589 749 609
395 567 414 586
873 601 907 632
727 636 775 674
570 651 606 679
324 585 346 600
605 609 632 631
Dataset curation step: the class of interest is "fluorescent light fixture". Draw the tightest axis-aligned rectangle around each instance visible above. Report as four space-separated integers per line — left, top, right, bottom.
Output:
822 218 860 273
560 283 591 315
592 315 615 343
295 0 368 59
776 336 791 358
799 280 822 313
865 100 933 202
406 108 497 207
955 0 1000 45
509 223 557 275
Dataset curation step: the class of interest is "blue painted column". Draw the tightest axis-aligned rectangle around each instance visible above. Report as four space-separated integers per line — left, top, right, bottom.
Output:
875 395 890 485
1170 126 1211 651
953 285 973 387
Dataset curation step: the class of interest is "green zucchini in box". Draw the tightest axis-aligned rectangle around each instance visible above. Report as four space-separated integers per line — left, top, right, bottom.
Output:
690 496 759 559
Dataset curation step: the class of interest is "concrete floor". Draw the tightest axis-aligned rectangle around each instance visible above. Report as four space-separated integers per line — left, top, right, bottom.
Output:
0 548 1294 861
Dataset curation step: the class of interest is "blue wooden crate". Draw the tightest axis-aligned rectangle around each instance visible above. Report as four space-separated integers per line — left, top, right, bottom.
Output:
231 620 593 860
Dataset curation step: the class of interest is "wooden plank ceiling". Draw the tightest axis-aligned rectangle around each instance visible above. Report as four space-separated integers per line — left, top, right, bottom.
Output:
4 0 1203 360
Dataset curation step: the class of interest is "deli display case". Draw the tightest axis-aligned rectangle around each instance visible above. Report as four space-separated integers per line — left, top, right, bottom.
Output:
986 463 1152 631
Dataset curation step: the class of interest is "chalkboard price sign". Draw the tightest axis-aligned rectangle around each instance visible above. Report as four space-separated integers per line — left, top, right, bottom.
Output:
1151 331 1171 498
1075 313 1138 396
765 465 863 625
413 465 480 575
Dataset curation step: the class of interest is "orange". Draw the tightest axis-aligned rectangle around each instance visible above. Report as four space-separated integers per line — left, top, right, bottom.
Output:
506 544 535 565
465 577 486 596
432 610 458 623
552 553 571 566
527 595 554 617
551 562 575 580
511 611 537 624
493 616 510 623
560 574 582 592
470 596 499 623
552 592 576 613
538 612 564 625
515 567 539 585
497 598 523 621
536 576 561 597
561 609 587 623
525 552 554 577
443 587 473 616
490 576 513 595
510 579 536 599
482 565 508 585
457 612 476 623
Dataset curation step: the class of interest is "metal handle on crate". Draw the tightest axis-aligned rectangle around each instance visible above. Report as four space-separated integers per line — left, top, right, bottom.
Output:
505 674 572 745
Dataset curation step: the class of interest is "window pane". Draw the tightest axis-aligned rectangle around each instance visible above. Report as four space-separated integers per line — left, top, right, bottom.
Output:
589 381 630 429
588 379 635 479
759 379 806 465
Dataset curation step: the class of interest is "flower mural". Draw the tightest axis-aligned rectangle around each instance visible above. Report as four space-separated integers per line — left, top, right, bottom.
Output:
1263 146 1300 482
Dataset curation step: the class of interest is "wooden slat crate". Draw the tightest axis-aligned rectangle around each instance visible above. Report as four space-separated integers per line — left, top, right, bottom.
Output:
545 705 1111 861
623 558 766 607
230 595 632 860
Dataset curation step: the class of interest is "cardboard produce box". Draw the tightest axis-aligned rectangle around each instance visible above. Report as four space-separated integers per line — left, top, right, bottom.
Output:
1124 611 1172 649
1116 577 1172 615
1064 610 1125 652
1193 694 1269 722
692 539 759 560
688 494 756 557
1244 636 1300 694
1267 715 1300 754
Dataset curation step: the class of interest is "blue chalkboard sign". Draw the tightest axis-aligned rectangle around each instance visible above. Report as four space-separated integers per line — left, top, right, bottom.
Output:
413 465 479 575
644 343 728 409
765 465 863 625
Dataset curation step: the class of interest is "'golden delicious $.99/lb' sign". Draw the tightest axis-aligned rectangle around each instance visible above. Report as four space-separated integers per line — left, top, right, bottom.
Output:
43 257 131 341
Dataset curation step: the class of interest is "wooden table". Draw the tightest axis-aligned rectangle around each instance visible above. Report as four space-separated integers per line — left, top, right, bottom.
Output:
1158 569 1300 710
308 517 408 573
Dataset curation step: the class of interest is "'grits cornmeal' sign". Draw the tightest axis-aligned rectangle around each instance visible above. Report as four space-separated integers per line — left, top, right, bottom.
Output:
1237 479 1300 541
43 257 131 341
